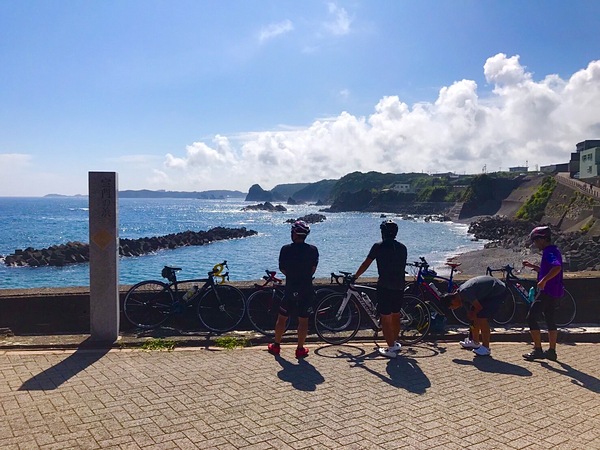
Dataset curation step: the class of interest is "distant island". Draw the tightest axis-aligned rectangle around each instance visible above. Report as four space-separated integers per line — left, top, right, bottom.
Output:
45 189 246 199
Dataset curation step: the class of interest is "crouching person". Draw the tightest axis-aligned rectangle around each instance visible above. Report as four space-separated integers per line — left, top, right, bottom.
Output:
442 275 509 357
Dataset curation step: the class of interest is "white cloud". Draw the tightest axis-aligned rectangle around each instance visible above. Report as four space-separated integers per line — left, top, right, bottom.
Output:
258 20 294 43
324 3 353 36
0 153 32 169
160 54 600 191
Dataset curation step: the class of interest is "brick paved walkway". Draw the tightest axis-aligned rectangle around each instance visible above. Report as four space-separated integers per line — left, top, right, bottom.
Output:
1 342 599 449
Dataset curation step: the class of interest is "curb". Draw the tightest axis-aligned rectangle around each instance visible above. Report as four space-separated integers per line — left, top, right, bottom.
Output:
2 325 599 351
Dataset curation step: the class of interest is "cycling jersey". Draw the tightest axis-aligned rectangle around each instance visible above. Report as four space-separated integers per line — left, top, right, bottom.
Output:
367 239 407 290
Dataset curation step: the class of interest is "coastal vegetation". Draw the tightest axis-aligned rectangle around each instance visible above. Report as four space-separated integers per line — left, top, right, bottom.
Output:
515 176 557 221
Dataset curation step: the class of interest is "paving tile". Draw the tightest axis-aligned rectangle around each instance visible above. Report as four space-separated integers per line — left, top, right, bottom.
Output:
0 342 599 448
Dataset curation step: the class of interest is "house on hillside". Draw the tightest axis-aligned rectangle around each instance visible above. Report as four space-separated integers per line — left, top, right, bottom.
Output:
508 166 528 173
540 163 569 174
389 183 411 193
571 140 600 185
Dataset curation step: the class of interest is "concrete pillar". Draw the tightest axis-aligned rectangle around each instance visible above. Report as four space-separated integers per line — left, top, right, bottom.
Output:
88 172 119 342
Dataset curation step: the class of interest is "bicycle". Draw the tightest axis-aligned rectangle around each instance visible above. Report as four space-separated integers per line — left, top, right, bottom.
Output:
405 257 466 326
245 269 336 336
486 265 576 327
123 260 246 333
313 272 430 346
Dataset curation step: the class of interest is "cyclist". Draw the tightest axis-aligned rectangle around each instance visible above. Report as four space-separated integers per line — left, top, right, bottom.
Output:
268 220 319 358
522 226 564 362
353 220 407 358
442 275 509 356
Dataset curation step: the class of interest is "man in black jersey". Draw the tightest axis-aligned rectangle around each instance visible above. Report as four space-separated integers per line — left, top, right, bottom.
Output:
268 220 319 358
354 220 408 358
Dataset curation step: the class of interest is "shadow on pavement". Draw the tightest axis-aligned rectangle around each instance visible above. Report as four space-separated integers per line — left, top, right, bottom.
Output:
274 355 325 392
452 356 533 376
540 361 600 393
333 346 432 395
18 338 111 391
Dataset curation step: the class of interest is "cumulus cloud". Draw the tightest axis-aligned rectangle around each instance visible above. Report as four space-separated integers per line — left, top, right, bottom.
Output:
160 54 600 191
258 20 294 43
324 3 353 36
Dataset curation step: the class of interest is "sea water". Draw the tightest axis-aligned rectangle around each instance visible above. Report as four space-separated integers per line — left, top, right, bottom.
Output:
0 197 484 289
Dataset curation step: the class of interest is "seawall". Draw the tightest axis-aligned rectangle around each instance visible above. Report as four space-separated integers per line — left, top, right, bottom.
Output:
0 276 598 335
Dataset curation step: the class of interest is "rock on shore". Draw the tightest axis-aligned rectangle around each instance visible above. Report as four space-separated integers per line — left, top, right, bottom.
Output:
462 216 600 273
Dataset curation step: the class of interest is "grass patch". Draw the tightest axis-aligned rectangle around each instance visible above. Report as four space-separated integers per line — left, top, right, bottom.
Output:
214 336 250 349
141 338 176 351
581 218 596 233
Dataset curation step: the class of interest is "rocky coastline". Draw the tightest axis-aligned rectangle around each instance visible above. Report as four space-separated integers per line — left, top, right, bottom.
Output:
2 227 257 268
456 216 600 273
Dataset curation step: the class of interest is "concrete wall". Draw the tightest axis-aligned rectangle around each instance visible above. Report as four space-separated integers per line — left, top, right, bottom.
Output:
1 277 598 334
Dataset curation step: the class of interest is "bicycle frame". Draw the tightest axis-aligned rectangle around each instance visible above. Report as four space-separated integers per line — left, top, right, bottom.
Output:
334 281 380 330
407 257 460 314
486 265 532 304
161 260 230 305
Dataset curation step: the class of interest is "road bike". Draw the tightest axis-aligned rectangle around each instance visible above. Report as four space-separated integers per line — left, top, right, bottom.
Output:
486 265 577 327
246 269 335 336
123 261 246 333
314 272 431 345
405 257 467 326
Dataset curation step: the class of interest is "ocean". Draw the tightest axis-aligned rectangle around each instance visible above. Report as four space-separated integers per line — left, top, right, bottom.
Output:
0 197 484 290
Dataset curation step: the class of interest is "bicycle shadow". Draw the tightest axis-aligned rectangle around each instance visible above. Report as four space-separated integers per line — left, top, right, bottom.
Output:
273 355 325 392
18 338 111 391
335 347 431 395
540 361 600 393
452 356 532 377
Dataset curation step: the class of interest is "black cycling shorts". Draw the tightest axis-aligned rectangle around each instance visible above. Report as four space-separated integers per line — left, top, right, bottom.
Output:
376 286 404 315
279 289 315 319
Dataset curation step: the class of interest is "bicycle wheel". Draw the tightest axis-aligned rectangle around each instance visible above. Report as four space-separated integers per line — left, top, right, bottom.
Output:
314 293 361 345
398 294 431 345
451 306 470 326
197 284 246 333
246 290 286 336
492 288 517 326
123 280 174 329
315 287 337 302
554 288 576 327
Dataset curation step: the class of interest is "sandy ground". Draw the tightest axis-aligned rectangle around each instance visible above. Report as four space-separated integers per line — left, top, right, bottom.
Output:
448 246 537 278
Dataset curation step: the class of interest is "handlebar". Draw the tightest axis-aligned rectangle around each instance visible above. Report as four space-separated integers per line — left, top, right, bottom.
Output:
407 256 430 269
254 269 283 289
330 271 356 285
486 265 515 277
209 261 229 284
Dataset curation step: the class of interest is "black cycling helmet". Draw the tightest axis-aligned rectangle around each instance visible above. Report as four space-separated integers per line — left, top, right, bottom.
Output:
380 220 398 239
291 220 310 236
529 226 551 242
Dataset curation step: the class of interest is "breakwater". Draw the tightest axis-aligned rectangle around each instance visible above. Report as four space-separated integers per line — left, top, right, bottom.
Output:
2 227 257 267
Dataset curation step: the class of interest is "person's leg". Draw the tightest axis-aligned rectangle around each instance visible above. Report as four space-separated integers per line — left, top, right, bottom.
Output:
391 312 401 342
548 330 557 349
477 318 491 348
297 316 309 348
543 296 558 350
470 320 481 345
543 295 558 360
524 300 544 359
380 313 396 347
273 313 288 344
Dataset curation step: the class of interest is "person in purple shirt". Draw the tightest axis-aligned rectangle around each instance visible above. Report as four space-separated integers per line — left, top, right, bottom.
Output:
522 226 564 361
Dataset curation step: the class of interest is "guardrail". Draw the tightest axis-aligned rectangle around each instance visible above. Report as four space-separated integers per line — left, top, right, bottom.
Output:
556 172 600 199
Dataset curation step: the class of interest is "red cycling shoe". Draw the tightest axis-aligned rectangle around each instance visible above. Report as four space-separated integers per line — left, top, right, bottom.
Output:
295 347 309 358
267 343 280 355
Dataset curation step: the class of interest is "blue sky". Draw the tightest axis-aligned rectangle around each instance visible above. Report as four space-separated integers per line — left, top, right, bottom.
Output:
1 1 599 196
